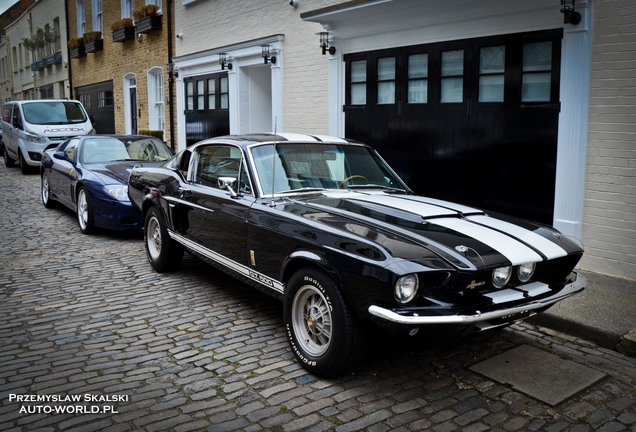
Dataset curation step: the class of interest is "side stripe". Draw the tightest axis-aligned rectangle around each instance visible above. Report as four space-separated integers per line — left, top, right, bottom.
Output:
431 218 543 265
169 230 284 294
467 215 567 260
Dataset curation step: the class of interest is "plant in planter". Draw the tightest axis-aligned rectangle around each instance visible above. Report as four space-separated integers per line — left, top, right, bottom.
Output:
111 18 135 42
68 37 85 59
134 4 162 34
83 31 103 53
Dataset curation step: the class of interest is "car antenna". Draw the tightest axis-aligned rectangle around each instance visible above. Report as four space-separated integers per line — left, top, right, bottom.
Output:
269 118 278 207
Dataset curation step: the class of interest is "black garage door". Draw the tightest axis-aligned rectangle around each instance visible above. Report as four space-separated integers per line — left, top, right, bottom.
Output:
344 29 562 224
76 80 115 134
184 73 230 146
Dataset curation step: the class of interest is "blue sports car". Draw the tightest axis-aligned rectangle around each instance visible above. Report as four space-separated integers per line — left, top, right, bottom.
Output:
40 135 173 234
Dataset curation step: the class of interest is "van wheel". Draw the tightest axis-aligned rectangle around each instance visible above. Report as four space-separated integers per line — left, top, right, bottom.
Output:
4 147 14 167
19 150 30 174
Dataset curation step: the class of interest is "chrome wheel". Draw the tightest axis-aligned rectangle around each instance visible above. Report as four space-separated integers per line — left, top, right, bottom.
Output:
76 187 94 234
291 284 333 357
41 173 51 207
146 213 162 261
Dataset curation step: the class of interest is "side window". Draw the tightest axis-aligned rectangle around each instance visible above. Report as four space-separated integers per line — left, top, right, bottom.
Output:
12 107 22 129
64 139 80 162
193 145 247 192
2 105 12 123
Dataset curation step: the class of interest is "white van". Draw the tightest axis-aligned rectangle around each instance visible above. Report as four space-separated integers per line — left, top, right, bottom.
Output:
2 99 94 174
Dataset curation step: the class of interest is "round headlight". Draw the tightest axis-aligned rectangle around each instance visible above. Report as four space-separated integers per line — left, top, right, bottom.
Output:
517 262 536 283
394 274 419 304
492 266 512 289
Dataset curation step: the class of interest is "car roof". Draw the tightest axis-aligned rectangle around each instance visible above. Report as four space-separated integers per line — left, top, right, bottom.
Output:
193 133 365 149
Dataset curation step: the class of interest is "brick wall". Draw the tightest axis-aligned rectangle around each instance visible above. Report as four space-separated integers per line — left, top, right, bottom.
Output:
68 0 172 143
580 0 636 279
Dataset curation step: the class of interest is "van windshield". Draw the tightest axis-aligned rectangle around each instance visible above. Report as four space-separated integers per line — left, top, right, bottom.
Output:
22 101 87 125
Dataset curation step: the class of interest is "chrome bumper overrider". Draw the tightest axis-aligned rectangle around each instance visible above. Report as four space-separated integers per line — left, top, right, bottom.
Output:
368 273 586 326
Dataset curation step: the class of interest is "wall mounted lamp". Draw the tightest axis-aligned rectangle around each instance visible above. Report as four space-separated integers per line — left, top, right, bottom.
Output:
219 53 232 70
261 45 276 64
560 0 581 25
319 32 336 55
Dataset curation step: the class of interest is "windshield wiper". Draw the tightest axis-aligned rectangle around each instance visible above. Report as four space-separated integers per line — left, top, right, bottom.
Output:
347 184 408 193
277 187 325 195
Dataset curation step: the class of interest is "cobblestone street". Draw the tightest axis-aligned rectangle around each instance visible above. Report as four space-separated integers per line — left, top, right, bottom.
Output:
0 162 635 432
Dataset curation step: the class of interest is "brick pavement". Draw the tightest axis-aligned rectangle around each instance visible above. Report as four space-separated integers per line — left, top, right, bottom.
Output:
0 162 634 432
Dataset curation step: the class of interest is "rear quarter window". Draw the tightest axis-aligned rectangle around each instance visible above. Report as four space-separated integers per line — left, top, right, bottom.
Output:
2 105 13 123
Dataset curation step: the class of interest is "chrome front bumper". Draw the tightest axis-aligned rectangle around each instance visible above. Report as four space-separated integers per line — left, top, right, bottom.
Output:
368 273 586 326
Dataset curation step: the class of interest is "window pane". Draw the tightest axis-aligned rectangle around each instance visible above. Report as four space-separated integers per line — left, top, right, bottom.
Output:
479 75 504 102
522 73 551 102
523 42 552 72
480 46 505 74
351 83 366 105
220 77 228 93
351 60 366 82
377 57 395 80
186 81 194 110
378 82 395 104
441 78 463 103
408 79 427 104
408 54 428 78
441 50 463 76
220 94 229 109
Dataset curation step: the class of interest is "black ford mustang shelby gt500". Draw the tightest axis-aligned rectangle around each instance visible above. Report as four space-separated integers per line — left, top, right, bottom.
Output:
128 133 585 377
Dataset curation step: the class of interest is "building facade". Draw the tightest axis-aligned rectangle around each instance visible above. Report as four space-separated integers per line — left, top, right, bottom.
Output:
172 0 634 280
67 0 173 144
2 0 68 104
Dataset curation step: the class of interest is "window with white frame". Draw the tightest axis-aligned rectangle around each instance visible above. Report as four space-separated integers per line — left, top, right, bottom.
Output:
121 0 134 18
92 0 102 32
76 0 86 35
148 68 165 133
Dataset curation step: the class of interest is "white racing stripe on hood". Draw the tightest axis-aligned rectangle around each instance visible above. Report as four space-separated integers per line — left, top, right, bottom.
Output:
467 215 568 260
347 194 458 218
431 218 543 265
404 196 484 215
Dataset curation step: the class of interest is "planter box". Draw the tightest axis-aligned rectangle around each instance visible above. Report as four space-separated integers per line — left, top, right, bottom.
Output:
135 15 162 34
112 26 135 42
70 46 86 59
85 39 104 53
44 52 63 67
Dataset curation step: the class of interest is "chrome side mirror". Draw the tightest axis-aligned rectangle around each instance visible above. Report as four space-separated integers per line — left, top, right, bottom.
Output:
218 177 238 198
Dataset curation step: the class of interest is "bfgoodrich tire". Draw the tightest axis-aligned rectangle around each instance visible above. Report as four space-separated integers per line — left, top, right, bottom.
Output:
284 268 368 377
144 206 184 272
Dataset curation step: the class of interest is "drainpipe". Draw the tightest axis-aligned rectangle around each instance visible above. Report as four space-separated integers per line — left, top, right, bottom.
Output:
167 0 175 150
64 2 72 99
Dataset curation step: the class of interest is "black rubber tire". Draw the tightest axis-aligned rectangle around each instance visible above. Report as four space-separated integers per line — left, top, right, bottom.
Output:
4 147 14 167
284 268 368 377
19 150 31 175
144 206 184 272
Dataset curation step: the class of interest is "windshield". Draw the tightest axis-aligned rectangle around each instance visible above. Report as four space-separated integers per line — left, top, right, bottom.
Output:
80 137 173 164
251 143 408 196
22 101 88 125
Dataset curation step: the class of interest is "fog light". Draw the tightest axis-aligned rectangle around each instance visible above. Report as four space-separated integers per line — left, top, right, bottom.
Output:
492 266 512 288
394 274 419 303
518 262 536 283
